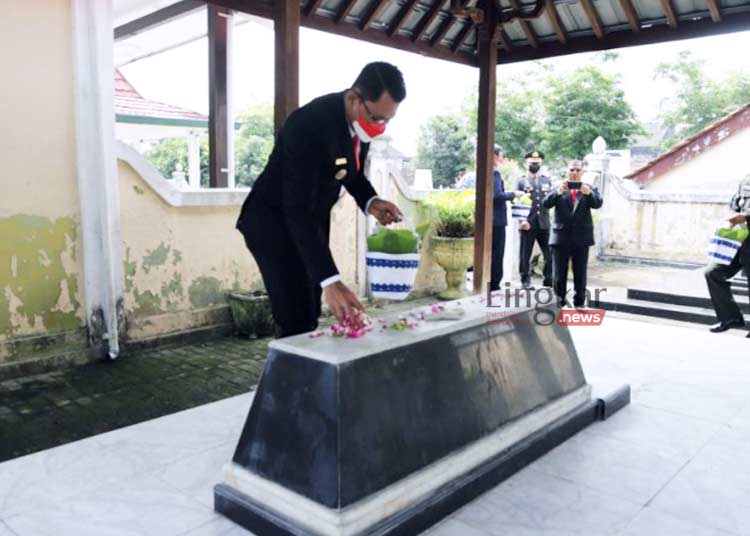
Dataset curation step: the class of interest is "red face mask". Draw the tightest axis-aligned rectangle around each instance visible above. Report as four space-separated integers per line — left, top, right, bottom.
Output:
353 117 386 143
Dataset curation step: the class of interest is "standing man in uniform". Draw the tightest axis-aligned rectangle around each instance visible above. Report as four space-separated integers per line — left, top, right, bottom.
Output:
490 145 523 291
705 175 750 336
516 150 553 290
236 62 405 338
542 159 603 307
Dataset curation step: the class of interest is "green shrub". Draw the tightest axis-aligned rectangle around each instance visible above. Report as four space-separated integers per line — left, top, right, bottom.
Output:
420 190 475 238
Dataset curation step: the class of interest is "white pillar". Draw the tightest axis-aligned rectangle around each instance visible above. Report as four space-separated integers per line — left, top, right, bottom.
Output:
188 131 201 189
587 136 611 259
71 0 123 358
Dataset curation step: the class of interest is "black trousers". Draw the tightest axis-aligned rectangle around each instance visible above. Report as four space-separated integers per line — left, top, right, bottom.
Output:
705 244 749 324
519 227 552 285
489 225 506 291
239 196 323 338
552 244 590 307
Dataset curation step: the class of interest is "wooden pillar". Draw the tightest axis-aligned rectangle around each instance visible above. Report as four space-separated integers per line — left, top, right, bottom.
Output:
274 0 300 136
473 0 499 294
208 5 232 188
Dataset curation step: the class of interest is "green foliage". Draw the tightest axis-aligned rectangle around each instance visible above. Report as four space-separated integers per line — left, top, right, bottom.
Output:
717 226 749 242
415 113 475 188
421 190 476 238
235 104 274 187
655 51 750 149
543 66 643 160
367 228 419 254
145 137 208 185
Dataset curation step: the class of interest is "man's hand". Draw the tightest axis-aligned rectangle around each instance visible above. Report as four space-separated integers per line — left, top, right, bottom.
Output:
519 221 531 231
558 181 569 195
323 281 366 329
514 190 525 198
368 198 402 226
729 214 747 226
580 183 592 196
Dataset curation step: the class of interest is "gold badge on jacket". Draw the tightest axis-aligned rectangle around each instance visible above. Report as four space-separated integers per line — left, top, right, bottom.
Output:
335 157 348 180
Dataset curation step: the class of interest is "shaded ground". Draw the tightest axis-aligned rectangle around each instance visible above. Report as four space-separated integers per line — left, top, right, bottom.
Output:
0 336 269 462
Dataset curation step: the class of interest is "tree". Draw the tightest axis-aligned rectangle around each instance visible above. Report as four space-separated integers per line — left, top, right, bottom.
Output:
655 51 750 149
145 137 208 185
415 112 474 188
543 66 643 161
235 104 274 187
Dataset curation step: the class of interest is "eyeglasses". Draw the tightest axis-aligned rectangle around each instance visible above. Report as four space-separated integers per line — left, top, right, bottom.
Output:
354 91 389 125
569 168 582 172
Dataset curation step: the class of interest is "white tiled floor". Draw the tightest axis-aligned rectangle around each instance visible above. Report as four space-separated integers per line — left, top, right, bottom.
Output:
1 315 749 536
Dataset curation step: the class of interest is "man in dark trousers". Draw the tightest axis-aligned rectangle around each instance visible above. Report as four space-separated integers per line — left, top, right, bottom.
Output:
542 159 603 307
516 150 553 289
489 145 523 291
236 62 405 337
705 175 750 336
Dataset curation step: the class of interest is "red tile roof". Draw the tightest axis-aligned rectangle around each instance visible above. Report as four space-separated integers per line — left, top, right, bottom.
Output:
626 104 750 184
114 70 207 123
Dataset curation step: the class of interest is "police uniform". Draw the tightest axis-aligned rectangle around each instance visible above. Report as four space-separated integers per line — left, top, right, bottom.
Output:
705 176 750 334
516 151 553 287
236 92 378 338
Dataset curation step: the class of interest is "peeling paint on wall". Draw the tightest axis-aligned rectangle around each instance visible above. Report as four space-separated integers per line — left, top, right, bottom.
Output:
0 215 82 337
142 242 171 274
188 276 223 308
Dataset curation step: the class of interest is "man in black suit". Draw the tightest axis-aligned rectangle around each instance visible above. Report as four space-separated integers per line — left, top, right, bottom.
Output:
489 145 523 291
542 160 603 307
236 62 404 337
705 176 750 336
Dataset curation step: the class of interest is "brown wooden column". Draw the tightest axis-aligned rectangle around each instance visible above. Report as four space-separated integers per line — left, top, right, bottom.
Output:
473 0 498 294
274 0 300 136
208 5 232 188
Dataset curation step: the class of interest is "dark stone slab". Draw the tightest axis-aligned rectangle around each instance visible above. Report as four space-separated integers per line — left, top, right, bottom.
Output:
231 308 586 509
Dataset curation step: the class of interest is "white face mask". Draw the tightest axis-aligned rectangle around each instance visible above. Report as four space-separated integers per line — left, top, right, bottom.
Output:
352 121 373 143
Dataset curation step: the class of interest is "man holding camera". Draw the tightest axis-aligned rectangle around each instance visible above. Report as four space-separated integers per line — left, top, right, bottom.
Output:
516 150 553 290
705 175 750 336
542 159 603 308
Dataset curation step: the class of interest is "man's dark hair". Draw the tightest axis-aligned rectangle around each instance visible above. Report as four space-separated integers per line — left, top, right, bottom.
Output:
493 144 503 156
353 62 406 103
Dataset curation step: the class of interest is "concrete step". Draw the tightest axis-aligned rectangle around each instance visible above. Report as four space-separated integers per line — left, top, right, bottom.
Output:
598 296 750 328
626 288 750 314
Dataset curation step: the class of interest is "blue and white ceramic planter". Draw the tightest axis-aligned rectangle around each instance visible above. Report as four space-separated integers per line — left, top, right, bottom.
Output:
708 235 741 265
511 204 531 220
366 252 420 301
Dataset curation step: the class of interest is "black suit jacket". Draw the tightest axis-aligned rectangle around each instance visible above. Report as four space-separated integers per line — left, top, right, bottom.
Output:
542 185 603 247
493 169 515 227
236 92 377 284
516 174 553 230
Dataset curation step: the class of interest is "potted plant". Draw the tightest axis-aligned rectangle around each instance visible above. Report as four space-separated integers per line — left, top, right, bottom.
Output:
227 290 275 338
422 190 475 300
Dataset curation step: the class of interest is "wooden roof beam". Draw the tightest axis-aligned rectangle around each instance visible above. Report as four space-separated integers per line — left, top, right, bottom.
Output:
497 26 513 52
580 0 605 40
510 0 539 47
388 0 420 37
304 0 323 17
619 0 640 32
359 0 389 30
706 0 722 22
335 0 358 23
544 0 566 44
412 0 445 42
661 0 678 28
430 0 470 46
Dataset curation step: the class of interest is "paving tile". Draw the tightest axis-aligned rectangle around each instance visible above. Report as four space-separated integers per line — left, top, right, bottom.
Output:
3 474 214 536
618 506 740 536
530 425 687 504
179 516 255 536
0 520 17 536
424 518 491 536
632 380 748 423
650 425 750 536
452 467 641 536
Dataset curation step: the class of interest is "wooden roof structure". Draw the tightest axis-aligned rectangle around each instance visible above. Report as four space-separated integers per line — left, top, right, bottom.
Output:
115 0 750 294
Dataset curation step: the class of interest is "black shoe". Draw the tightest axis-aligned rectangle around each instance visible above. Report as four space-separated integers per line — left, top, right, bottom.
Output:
746 331 750 338
710 319 746 333
521 281 532 290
